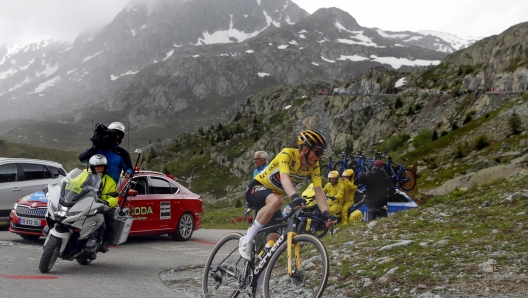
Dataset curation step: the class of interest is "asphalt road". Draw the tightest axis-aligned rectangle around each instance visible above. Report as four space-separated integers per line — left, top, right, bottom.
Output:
0 229 244 298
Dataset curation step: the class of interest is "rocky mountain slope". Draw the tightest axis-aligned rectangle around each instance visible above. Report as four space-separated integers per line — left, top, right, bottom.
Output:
128 19 528 204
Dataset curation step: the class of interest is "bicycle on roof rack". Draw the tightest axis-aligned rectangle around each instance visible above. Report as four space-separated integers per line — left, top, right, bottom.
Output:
202 206 330 298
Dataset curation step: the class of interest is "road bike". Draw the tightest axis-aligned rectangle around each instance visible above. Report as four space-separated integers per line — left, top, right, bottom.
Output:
295 198 330 239
319 155 335 177
381 154 417 191
202 207 330 298
332 151 352 175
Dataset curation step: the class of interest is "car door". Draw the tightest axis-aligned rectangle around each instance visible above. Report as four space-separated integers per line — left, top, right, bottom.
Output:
0 163 19 219
125 176 151 232
18 163 53 198
146 176 178 231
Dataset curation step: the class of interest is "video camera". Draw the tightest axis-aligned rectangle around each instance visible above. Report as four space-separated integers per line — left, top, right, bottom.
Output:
90 123 117 150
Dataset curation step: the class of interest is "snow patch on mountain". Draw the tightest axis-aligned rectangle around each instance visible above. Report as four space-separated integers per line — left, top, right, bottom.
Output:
82 50 104 62
34 75 61 93
196 14 268 45
337 55 369 62
370 55 440 69
418 30 481 50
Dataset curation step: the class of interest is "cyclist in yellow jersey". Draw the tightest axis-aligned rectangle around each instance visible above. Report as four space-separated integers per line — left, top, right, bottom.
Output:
240 130 338 261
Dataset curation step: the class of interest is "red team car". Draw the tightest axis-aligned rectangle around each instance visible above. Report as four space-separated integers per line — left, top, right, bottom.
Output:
9 170 203 241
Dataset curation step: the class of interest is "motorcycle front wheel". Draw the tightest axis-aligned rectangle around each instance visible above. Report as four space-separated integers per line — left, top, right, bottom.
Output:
39 235 61 273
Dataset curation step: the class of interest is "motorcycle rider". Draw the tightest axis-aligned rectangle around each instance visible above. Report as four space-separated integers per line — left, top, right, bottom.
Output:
89 154 117 252
79 121 133 184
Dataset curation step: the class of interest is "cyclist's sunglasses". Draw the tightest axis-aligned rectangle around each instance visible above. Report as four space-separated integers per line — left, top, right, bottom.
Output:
313 149 324 157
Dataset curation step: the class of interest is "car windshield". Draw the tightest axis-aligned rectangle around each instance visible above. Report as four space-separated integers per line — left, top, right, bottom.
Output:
59 168 101 205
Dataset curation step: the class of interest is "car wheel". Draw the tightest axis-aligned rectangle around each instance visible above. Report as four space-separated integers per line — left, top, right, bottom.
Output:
20 234 40 240
171 212 194 241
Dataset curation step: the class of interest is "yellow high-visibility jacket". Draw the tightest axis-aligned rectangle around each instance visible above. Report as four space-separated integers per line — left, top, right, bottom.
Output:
340 178 358 203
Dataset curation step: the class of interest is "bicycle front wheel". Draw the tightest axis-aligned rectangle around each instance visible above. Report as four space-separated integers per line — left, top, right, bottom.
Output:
263 234 330 298
202 233 244 298
400 168 417 191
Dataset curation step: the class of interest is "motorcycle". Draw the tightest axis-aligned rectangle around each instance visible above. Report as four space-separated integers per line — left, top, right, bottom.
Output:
38 168 133 273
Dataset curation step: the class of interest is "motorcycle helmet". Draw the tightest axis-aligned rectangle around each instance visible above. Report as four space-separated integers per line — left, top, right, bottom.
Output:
297 130 327 150
342 169 354 179
89 154 108 176
108 122 125 144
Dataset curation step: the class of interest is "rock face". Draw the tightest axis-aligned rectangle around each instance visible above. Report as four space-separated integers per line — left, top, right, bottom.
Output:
408 22 528 92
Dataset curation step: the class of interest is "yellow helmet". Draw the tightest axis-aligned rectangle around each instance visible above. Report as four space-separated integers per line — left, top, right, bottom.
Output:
342 169 354 179
297 130 327 149
328 171 339 179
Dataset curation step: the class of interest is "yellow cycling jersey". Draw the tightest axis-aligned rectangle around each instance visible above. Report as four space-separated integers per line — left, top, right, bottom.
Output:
255 148 322 195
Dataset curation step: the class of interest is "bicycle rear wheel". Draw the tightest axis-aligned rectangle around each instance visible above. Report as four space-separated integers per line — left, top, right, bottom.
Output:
399 168 417 191
319 165 329 177
333 161 344 174
263 234 329 298
202 233 244 298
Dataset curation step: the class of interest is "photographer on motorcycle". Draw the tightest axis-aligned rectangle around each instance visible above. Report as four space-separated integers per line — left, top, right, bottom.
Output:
79 122 133 184
89 154 117 252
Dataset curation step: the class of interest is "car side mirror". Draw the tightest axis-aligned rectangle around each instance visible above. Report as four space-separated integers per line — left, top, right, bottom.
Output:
127 189 138 197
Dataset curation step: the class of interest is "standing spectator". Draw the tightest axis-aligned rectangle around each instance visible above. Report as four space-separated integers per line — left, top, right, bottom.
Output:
354 160 393 221
323 171 344 220
253 151 269 178
339 169 358 224
79 122 133 184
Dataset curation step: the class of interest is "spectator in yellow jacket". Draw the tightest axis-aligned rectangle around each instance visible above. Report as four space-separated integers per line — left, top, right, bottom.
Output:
340 169 358 224
323 171 344 218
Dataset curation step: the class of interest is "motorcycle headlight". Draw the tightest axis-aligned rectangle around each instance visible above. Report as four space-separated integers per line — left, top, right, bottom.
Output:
67 211 82 217
56 205 69 217
13 202 18 210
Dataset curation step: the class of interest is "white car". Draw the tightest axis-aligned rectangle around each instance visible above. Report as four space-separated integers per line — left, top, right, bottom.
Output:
0 158 66 221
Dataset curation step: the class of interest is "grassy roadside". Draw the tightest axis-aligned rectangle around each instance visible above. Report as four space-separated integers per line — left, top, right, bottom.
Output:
319 172 528 297
0 221 8 231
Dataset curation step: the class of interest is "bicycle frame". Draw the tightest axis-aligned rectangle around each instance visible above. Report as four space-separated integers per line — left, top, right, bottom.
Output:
254 208 302 276
240 207 305 281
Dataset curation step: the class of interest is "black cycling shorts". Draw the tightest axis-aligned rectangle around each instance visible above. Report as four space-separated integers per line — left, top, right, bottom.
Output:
246 180 283 236
246 180 276 209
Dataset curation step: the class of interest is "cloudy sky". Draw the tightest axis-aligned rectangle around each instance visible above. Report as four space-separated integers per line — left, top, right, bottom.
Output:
1 0 527 46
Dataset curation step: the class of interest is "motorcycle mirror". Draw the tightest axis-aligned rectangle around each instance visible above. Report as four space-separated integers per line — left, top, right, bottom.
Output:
42 185 49 195
134 149 142 154
127 189 138 197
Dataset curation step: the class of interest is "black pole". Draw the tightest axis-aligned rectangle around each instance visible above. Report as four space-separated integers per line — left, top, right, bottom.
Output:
119 151 141 211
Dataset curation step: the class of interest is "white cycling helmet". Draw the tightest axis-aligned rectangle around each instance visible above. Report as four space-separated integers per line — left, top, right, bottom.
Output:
89 154 108 175
108 122 125 144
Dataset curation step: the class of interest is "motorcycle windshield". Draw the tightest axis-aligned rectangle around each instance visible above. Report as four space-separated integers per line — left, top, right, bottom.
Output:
60 168 101 206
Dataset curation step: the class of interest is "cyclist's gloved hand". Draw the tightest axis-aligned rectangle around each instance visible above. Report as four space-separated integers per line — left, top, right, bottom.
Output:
322 210 337 222
289 193 305 209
